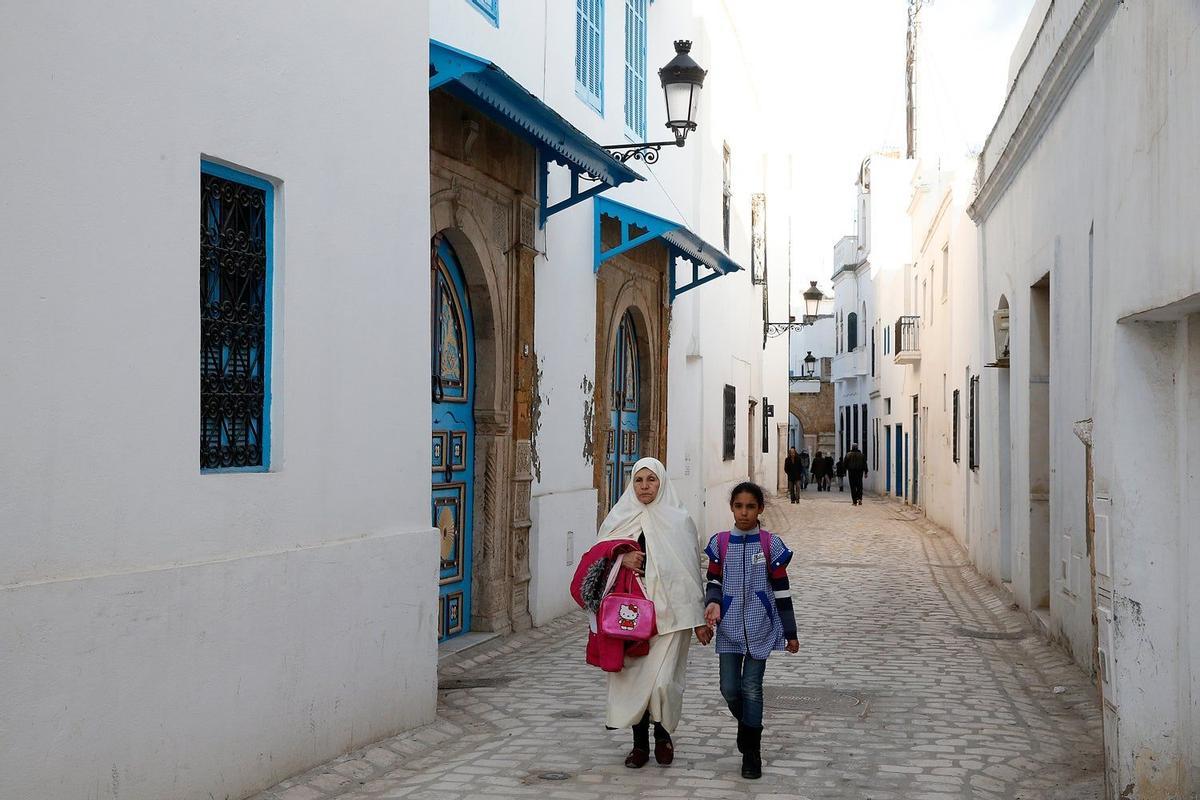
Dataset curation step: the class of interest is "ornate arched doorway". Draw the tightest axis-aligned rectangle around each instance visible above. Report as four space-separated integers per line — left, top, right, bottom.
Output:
431 238 475 642
607 310 641 508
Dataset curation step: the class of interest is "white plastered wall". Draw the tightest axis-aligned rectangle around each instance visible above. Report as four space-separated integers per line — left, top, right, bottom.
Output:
0 3 435 799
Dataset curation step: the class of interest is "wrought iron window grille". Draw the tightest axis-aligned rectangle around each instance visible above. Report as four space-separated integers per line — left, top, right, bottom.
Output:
200 165 270 471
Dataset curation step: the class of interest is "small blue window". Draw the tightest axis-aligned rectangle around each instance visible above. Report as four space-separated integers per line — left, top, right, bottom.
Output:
200 161 273 472
468 0 499 27
624 0 647 138
576 0 605 113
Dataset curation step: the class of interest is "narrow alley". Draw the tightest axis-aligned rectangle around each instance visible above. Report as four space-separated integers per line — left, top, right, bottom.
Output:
254 493 1103 800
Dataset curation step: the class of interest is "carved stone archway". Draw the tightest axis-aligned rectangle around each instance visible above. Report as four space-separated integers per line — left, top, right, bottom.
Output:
430 90 539 634
592 220 670 521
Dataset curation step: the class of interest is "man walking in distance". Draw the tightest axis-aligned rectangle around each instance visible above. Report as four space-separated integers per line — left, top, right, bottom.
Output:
784 447 804 503
845 443 868 506
798 449 810 490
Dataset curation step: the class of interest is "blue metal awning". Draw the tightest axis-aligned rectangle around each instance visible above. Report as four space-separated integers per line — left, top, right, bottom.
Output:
430 40 643 226
594 197 743 301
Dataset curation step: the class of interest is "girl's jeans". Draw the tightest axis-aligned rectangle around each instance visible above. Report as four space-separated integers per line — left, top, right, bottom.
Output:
719 653 767 728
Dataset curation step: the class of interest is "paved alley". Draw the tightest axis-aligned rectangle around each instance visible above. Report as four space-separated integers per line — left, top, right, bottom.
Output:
254 492 1104 800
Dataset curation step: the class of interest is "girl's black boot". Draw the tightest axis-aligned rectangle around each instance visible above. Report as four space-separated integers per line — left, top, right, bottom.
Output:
740 726 762 779
736 721 747 754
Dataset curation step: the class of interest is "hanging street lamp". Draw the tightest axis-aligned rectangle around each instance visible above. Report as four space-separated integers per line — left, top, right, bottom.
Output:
765 282 832 338
802 351 817 379
604 40 707 164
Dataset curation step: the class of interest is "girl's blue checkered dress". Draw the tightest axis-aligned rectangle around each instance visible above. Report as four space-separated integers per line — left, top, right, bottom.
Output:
704 528 795 659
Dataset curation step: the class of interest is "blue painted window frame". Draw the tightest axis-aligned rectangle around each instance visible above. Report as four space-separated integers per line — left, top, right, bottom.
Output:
623 0 647 139
468 0 499 27
200 159 274 473
576 0 605 114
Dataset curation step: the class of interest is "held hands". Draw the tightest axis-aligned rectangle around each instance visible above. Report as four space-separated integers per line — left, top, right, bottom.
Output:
786 639 800 654
694 602 722 647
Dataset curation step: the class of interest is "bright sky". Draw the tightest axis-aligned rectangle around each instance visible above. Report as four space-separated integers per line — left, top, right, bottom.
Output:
730 0 1036 307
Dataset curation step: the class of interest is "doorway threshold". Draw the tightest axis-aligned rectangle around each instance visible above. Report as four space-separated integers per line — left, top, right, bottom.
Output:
438 631 501 662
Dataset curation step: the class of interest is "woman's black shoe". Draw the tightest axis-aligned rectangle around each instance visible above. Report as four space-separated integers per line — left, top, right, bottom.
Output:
625 747 650 768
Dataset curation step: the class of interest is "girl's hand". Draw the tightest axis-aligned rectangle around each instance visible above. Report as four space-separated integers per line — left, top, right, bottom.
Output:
704 602 722 627
694 625 713 645
621 551 645 576
785 639 800 654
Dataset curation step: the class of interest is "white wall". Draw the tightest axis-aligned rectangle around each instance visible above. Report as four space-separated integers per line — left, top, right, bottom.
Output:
971 0 1200 792
0 3 435 799
431 0 792 605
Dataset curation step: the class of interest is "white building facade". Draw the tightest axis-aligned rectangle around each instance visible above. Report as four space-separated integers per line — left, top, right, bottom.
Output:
430 0 792 633
2 3 792 798
1 3 436 800
968 0 1200 792
831 155 915 492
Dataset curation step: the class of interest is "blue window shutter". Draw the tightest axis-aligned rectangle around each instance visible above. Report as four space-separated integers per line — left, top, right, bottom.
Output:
576 0 604 113
468 0 499 27
624 0 646 138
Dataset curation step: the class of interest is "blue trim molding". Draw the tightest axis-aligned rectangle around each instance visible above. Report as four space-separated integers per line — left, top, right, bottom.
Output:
468 0 499 27
594 197 744 301
430 40 641 227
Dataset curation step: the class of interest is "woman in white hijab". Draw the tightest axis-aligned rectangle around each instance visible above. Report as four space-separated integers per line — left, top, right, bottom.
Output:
597 456 710 768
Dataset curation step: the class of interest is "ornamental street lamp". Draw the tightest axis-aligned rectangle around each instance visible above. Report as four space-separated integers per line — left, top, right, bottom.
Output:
604 41 707 164
802 351 817 379
765 282 832 338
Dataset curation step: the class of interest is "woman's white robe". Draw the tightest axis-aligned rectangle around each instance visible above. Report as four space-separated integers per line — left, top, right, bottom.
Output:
595 457 706 732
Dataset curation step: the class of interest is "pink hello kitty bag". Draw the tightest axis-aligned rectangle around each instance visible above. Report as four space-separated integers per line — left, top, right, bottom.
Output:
597 557 656 642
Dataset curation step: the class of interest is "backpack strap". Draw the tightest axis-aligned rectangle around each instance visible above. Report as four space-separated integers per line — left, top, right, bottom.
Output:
760 529 793 580
717 530 732 565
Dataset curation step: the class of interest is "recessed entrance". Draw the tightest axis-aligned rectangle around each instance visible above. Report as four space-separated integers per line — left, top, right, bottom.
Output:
1029 275 1052 609
607 310 641 508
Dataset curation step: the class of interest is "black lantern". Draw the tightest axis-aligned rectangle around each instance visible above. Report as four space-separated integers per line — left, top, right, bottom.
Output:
660 40 706 145
604 40 706 164
803 281 825 321
802 351 817 379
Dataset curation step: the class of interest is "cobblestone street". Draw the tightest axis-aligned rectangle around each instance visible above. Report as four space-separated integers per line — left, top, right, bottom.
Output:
255 491 1104 800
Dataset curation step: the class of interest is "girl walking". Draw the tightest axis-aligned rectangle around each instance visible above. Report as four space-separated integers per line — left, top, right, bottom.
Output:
702 482 799 779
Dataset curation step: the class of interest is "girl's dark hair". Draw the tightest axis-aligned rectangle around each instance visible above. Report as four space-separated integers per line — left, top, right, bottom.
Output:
729 481 766 508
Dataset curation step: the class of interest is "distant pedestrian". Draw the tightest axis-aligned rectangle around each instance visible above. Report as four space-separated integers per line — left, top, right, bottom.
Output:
812 451 826 491
702 482 799 780
799 450 810 490
845 443 869 506
784 447 804 503
836 456 846 492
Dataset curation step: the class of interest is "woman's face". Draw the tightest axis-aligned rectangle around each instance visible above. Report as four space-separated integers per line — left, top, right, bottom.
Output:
632 468 661 505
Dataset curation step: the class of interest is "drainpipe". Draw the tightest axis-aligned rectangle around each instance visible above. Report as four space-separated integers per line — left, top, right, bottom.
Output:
1073 417 1109 800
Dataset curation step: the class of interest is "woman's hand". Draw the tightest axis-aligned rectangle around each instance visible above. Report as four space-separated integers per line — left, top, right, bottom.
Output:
694 625 713 645
621 551 645 576
785 639 800 654
704 602 721 627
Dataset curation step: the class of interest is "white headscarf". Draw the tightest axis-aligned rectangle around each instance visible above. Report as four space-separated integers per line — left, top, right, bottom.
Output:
597 457 706 634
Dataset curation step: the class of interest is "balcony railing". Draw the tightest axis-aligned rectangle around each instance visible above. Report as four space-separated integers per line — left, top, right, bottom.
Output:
894 316 920 364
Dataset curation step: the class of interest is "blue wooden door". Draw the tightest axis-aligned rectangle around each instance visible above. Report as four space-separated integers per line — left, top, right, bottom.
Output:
885 425 892 494
607 312 641 508
895 424 904 500
431 239 474 643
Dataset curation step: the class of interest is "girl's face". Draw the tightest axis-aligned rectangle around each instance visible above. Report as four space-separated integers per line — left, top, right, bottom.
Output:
632 468 661 505
731 491 763 530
